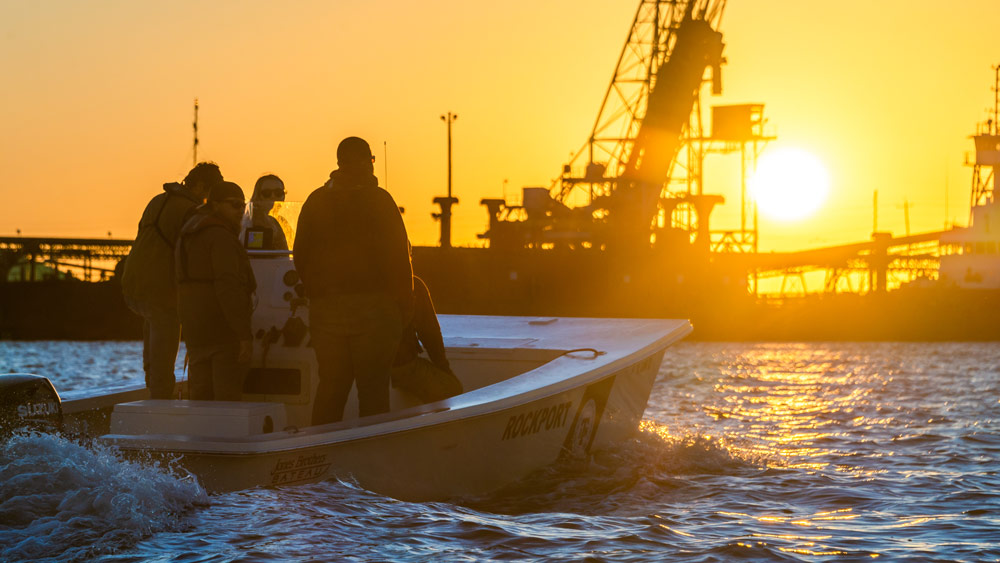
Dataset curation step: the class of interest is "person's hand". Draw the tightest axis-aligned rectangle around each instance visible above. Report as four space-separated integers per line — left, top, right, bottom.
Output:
238 340 253 363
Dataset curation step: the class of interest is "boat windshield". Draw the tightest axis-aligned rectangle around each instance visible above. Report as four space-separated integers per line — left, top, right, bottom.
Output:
242 201 301 252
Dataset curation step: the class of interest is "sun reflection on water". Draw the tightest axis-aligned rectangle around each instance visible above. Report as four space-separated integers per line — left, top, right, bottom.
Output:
703 345 888 468
641 344 914 558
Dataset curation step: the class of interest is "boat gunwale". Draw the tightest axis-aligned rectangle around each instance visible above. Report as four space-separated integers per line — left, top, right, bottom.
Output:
99 319 691 455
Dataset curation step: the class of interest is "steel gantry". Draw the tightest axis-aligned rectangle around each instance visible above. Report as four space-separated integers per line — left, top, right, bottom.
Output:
0 237 132 282
555 0 729 248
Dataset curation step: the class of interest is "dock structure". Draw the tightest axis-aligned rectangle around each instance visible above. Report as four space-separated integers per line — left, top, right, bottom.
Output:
469 1 991 299
724 230 948 297
0 237 132 282
0 230 955 297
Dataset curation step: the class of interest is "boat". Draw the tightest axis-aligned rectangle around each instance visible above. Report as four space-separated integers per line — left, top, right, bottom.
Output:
1 203 692 501
938 197 1000 288
937 128 1000 289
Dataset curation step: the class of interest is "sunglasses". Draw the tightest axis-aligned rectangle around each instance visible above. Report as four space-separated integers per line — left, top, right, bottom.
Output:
223 199 246 210
260 189 285 198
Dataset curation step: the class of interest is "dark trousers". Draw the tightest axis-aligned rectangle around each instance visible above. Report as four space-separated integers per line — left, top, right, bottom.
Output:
128 298 180 400
188 343 247 401
309 293 402 425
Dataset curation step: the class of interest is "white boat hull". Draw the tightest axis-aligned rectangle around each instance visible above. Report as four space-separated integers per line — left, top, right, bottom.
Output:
81 315 689 500
143 347 663 500
46 228 694 501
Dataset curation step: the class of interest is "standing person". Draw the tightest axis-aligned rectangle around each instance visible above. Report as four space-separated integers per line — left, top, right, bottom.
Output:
248 174 289 250
121 162 223 399
176 181 256 401
295 136 413 425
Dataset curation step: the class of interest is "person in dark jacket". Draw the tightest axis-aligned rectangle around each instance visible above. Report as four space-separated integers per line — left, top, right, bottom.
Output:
122 162 223 399
391 276 463 403
294 136 413 425
176 181 257 401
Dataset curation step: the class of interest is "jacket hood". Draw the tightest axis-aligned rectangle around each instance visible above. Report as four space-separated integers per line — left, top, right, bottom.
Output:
183 209 240 236
164 182 203 204
327 169 378 190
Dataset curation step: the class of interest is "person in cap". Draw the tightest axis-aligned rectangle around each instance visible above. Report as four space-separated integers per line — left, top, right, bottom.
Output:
176 181 257 401
121 162 223 399
247 174 289 250
295 136 413 424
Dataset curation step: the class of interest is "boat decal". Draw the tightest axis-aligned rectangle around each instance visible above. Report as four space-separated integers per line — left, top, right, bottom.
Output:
501 401 572 441
270 453 331 486
17 401 59 418
561 375 616 457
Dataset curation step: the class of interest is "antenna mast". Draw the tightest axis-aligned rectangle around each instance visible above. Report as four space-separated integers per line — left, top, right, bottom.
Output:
193 98 199 166
993 65 999 135
970 67 1000 211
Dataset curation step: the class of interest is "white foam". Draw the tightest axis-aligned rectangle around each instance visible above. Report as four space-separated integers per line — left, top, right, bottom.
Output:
0 432 207 562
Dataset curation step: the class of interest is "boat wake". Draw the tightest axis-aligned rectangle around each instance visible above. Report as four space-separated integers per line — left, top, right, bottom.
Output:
457 421 767 515
0 431 207 563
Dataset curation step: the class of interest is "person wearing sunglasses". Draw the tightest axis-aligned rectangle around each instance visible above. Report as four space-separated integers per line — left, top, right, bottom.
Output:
248 174 289 251
295 136 413 425
176 181 257 401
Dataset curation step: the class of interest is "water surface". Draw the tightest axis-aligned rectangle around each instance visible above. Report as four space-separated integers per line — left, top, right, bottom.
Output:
1 341 999 561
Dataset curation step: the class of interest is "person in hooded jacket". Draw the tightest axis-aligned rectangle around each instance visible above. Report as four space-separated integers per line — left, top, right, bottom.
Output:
176 181 257 401
294 136 413 425
121 162 223 399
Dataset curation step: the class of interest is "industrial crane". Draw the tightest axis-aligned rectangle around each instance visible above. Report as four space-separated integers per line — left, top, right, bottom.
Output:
481 0 728 250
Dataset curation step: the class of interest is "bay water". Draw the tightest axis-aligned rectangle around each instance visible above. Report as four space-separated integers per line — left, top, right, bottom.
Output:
1 341 999 562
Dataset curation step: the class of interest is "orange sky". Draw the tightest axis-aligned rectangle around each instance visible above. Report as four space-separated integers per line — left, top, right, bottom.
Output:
1 0 998 251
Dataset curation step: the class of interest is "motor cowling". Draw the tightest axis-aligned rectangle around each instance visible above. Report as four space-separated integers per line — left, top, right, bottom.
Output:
0 374 63 435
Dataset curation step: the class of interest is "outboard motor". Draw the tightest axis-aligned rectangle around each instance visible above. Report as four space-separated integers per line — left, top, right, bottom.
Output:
0 374 63 435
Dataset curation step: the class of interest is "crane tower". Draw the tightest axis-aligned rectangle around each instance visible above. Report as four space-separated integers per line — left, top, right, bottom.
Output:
557 0 727 247
478 0 735 252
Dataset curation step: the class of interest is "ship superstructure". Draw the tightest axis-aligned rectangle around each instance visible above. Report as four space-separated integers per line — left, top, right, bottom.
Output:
939 67 1000 288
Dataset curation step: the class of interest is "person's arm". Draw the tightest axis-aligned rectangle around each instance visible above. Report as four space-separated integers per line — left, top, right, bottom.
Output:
412 277 450 372
293 193 318 284
211 233 254 344
378 190 414 322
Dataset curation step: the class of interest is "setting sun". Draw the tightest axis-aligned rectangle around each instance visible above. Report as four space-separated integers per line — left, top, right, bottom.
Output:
749 147 831 221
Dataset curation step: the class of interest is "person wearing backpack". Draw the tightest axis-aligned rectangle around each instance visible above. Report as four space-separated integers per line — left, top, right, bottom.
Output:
121 162 223 399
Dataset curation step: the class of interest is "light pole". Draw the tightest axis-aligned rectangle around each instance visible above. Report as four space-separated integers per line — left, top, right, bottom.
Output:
434 112 459 248
441 112 457 197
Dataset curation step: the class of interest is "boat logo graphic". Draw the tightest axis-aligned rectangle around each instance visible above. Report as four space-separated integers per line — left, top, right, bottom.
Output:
501 401 572 441
560 375 617 458
17 401 59 418
567 399 597 455
271 453 331 485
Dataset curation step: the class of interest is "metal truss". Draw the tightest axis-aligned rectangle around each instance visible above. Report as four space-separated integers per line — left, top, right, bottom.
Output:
0 237 132 282
555 0 727 206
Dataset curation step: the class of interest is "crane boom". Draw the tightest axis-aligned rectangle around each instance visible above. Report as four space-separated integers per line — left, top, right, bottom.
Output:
555 0 726 247
624 15 723 185
479 0 728 251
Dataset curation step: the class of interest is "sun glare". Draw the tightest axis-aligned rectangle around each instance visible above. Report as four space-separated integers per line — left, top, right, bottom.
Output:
749 147 830 221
